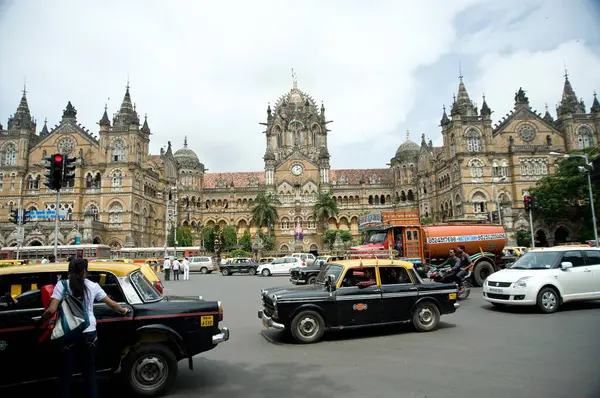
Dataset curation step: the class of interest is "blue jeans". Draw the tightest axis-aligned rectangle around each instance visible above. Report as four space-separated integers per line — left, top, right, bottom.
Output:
58 331 98 398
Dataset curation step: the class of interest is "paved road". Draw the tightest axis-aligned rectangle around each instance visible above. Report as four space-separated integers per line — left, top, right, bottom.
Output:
5 272 600 398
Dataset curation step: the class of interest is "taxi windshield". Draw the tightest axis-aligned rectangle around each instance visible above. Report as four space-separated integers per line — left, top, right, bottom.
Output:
129 270 162 302
510 251 559 270
316 264 344 284
369 233 387 243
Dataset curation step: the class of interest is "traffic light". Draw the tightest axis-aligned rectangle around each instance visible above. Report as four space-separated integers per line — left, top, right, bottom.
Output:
43 153 64 190
22 210 31 225
63 155 77 185
9 209 18 225
523 194 532 211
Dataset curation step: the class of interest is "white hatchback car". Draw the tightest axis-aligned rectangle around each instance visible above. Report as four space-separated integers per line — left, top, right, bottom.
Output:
257 257 306 276
483 247 600 313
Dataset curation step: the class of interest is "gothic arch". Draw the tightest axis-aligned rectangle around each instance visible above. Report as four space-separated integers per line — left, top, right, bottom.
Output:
553 224 571 244
280 243 290 252
464 126 483 137
467 157 486 167
93 236 102 244
470 190 488 201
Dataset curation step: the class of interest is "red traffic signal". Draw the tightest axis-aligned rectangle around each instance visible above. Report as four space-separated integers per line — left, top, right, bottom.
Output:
54 154 63 162
523 194 532 210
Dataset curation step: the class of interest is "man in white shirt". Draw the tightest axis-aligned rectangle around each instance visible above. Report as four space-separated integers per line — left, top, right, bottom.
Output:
182 257 190 280
172 258 180 281
163 257 171 281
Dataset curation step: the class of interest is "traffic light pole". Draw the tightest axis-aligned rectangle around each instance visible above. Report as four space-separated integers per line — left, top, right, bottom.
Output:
54 190 60 259
16 207 23 260
528 209 535 248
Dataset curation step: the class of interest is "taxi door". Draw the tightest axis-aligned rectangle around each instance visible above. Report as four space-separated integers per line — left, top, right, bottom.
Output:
334 267 383 327
404 228 421 260
0 273 57 385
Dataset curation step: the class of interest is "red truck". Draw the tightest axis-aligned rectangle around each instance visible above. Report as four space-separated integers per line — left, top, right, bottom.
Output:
347 211 507 286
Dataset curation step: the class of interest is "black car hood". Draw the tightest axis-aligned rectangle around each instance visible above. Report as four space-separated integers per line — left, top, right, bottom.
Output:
292 266 321 272
262 284 329 300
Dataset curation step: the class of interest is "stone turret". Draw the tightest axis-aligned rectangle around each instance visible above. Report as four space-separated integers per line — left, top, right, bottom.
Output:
557 73 585 116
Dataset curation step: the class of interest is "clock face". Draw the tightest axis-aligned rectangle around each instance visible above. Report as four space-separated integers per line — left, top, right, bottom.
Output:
517 124 536 142
291 164 303 176
57 137 76 154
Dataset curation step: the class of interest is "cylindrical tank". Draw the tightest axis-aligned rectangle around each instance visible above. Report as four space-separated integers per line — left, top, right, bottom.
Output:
422 224 507 258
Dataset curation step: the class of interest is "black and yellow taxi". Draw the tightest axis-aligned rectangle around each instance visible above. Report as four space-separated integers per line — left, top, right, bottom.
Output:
0 262 230 396
258 259 459 344
290 255 344 285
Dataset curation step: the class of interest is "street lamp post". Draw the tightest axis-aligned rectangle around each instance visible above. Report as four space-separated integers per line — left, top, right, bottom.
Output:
550 152 599 247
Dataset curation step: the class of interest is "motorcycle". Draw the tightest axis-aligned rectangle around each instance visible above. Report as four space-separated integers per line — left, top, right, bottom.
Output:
428 266 472 300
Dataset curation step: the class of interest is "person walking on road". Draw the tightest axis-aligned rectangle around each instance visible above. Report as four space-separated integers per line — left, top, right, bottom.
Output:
172 258 180 280
43 258 130 398
163 257 171 281
182 257 190 280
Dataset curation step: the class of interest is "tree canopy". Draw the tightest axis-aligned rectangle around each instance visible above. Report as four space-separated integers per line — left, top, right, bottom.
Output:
250 193 280 233
167 226 194 247
313 191 339 229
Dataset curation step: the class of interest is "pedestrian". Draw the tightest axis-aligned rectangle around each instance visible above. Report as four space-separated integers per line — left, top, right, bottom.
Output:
41 256 49 264
42 258 130 398
48 254 56 263
182 257 190 280
172 258 180 280
163 257 171 281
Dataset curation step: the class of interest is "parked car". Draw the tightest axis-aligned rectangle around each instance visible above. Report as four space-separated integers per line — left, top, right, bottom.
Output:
258 259 459 343
257 257 306 276
189 256 216 274
290 255 344 285
0 262 230 396
220 257 259 276
291 252 316 266
483 247 600 313
259 257 276 264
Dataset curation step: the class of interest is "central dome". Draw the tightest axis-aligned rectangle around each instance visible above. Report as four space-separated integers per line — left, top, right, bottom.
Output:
174 137 202 169
273 87 318 113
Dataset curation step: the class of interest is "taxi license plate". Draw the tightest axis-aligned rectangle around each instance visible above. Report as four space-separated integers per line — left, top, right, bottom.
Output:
200 315 214 327
449 293 457 300
489 288 504 293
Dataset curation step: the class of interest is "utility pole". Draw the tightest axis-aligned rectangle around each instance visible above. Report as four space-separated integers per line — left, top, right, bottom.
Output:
44 153 69 259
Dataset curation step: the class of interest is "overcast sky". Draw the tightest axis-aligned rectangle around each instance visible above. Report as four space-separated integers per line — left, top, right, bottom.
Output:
1 0 599 172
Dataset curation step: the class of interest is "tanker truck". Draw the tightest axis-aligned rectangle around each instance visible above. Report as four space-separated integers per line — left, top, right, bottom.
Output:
346 211 507 286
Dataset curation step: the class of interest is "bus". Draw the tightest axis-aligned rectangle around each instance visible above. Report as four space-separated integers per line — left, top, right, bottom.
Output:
0 244 111 262
116 246 203 262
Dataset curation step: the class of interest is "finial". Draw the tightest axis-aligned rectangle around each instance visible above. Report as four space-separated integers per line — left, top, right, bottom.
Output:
44 117 47 125
545 102 548 111
184 136 188 147
406 128 410 141
594 90 597 98
23 77 27 96
482 93 486 101
458 61 463 80
133 103 137 111
443 104 446 112
126 73 130 90
144 113 148 119
104 103 108 112
453 94 456 102
291 68 298 89
563 61 569 79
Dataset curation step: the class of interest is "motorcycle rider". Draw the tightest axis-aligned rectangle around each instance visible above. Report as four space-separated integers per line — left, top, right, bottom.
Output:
451 245 472 293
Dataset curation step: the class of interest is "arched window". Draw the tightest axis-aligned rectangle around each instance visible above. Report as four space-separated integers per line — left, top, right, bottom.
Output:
93 172 101 188
111 170 123 188
466 129 482 152
472 192 487 214
86 203 100 221
111 138 126 162
3 143 17 166
578 125 594 150
86 173 93 188
108 202 123 225
0 173 4 191
468 159 484 179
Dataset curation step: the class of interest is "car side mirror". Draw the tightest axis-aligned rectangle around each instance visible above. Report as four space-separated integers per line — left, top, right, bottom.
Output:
560 261 573 270
326 274 336 291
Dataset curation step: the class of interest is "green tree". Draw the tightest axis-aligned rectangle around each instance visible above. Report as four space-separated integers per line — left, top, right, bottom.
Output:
167 226 194 247
239 229 252 252
530 148 600 237
257 230 275 251
420 216 433 224
313 191 339 231
250 193 280 234
322 229 352 248
222 225 238 250
200 226 215 252
231 248 251 257
514 230 531 247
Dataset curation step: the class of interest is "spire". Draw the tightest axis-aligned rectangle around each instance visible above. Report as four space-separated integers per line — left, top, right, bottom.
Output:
455 76 477 116
291 68 298 89
421 133 427 146
141 113 150 134
113 82 134 127
441 105 450 125
40 118 49 137
8 87 34 130
480 94 491 117
131 102 140 126
543 103 555 123
99 103 111 127
62 101 77 121
591 92 600 113
183 136 188 147
557 71 585 116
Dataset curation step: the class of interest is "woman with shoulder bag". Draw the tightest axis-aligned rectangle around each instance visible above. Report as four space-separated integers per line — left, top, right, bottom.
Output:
42 258 130 398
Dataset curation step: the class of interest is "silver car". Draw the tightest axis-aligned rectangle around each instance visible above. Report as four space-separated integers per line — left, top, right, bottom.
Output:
188 256 216 274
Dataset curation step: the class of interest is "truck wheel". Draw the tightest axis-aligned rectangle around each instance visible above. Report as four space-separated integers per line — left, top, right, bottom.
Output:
412 301 440 332
122 343 178 397
290 310 325 344
473 260 494 287
200 267 208 274
221 268 230 276
307 276 317 284
248 267 257 276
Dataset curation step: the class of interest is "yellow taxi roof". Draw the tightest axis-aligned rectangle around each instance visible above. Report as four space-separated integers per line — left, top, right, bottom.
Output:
0 262 141 276
330 259 414 269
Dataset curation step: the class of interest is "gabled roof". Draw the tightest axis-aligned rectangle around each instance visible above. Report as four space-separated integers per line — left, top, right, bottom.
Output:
492 105 563 137
330 168 392 185
30 114 99 152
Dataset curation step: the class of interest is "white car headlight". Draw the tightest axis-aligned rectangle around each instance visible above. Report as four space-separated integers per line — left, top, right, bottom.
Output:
513 277 531 288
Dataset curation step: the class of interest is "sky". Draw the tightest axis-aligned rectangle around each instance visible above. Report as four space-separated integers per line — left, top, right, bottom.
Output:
1 0 599 173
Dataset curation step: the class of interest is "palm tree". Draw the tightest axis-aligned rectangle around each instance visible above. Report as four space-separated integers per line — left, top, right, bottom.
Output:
250 193 280 235
313 191 339 231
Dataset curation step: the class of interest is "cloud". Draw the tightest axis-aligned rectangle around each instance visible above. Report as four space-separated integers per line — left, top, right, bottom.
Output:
0 0 598 172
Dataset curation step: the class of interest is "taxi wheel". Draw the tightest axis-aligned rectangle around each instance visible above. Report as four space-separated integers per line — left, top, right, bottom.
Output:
122 343 178 397
412 301 440 332
248 267 257 276
290 310 325 344
307 276 317 284
221 268 230 276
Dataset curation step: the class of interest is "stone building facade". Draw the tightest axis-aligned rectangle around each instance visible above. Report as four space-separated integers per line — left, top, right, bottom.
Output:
1 74 598 252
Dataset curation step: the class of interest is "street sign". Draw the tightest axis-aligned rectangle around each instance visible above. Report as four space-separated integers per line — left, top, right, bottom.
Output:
26 210 67 220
